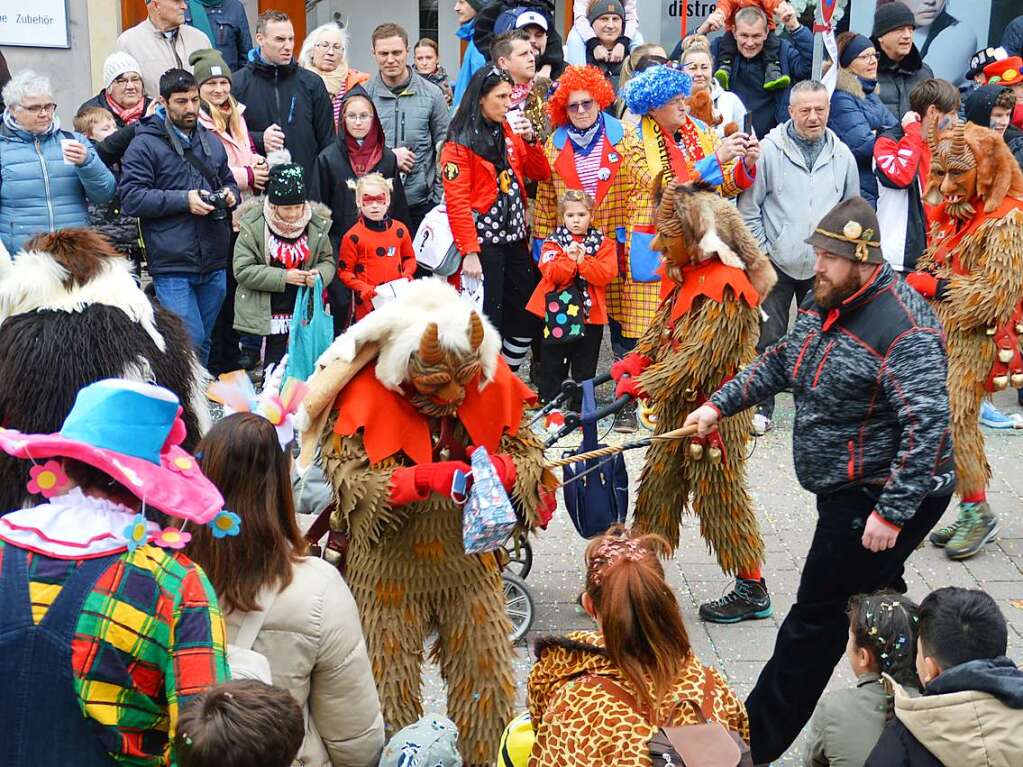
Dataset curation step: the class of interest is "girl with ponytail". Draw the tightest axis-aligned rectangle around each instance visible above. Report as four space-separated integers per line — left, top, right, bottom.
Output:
527 526 749 766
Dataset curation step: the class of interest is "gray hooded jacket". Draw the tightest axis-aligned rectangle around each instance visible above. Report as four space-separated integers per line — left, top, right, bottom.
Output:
738 121 859 280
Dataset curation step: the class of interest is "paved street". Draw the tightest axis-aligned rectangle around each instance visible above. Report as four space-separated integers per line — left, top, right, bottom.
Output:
422 387 1023 764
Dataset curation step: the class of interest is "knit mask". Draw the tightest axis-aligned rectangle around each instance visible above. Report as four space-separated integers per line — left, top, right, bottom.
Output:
924 123 978 221
406 316 486 417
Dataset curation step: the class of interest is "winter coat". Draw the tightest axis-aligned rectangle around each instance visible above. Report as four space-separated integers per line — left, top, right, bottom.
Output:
224 556 385 767
526 227 617 325
528 631 749 767
873 122 931 273
184 0 252 71
709 25 814 139
197 103 261 199
307 86 411 254
829 71 898 207
1003 15 1023 58
805 673 893 767
119 113 238 275
865 658 1023 767
363 68 450 208
0 116 116 253
85 159 141 259
452 20 486 110
709 262 955 527
421 65 453 107
440 122 551 257
337 217 415 321
737 121 859 280
78 91 154 128
232 200 335 336
232 51 335 174
872 45 933 121
116 18 212 99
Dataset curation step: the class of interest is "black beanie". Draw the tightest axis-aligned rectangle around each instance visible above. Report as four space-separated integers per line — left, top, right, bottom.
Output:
871 2 916 40
467 0 485 11
267 163 306 205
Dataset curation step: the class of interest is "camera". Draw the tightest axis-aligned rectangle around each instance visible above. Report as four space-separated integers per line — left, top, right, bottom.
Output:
200 189 231 222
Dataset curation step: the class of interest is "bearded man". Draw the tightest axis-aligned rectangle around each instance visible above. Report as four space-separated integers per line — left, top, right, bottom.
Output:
685 197 955 765
295 279 551 767
904 123 1023 560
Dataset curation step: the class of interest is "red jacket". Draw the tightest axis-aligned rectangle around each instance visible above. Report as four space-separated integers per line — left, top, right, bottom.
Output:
526 228 617 325
338 217 415 320
440 123 551 257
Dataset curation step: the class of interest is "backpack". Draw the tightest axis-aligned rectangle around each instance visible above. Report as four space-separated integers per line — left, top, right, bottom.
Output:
226 587 276 684
579 669 753 767
378 714 462 767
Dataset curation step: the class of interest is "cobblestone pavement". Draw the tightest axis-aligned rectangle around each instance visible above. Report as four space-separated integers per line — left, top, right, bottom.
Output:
422 386 1023 765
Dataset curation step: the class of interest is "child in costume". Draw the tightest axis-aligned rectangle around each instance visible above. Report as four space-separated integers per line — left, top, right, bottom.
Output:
295 279 554 766
337 173 416 322
805 594 920 767
233 161 336 366
0 379 232 765
527 189 617 403
699 0 794 92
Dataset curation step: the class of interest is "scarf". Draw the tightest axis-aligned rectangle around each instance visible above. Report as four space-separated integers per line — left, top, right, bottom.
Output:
345 123 384 177
510 82 531 110
106 92 146 125
786 120 825 171
317 66 348 97
566 117 604 156
264 198 312 239
640 115 690 182
187 0 215 42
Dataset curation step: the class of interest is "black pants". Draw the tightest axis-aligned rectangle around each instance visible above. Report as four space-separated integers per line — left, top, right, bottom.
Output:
264 333 289 368
408 200 434 236
539 324 604 403
479 241 541 341
745 487 951 764
756 268 814 418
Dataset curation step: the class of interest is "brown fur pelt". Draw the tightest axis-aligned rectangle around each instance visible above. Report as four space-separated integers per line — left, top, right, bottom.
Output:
23 228 114 288
653 179 777 299
686 89 738 136
925 123 1023 213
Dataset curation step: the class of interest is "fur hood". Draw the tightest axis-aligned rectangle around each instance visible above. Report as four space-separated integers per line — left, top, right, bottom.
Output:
836 68 868 99
0 229 165 351
317 278 502 391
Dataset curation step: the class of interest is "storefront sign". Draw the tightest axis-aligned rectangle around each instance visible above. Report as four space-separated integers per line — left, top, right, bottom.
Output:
661 0 718 50
0 1 71 49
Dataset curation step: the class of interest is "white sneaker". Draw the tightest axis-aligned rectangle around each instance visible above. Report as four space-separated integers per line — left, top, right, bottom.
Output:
751 413 772 436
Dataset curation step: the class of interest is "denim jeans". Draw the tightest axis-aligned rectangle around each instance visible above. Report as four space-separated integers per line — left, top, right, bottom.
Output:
153 270 227 366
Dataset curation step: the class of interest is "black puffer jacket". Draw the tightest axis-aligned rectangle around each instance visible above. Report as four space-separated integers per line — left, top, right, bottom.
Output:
872 44 933 120
710 263 954 526
231 50 334 174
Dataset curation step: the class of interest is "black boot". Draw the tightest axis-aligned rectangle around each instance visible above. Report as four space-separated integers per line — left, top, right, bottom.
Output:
699 577 773 623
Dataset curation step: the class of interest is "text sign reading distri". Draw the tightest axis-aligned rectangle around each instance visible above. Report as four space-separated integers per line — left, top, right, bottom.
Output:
0 1 71 48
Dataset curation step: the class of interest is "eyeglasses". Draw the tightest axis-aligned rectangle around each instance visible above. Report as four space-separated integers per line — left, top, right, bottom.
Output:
316 42 344 52
566 98 595 113
345 112 373 122
18 102 57 115
113 75 143 87
855 51 880 61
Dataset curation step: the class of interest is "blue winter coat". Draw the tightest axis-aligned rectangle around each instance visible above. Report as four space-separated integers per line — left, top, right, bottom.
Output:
184 0 252 71
452 20 486 110
119 113 238 275
0 115 116 253
829 70 897 207
707 26 814 139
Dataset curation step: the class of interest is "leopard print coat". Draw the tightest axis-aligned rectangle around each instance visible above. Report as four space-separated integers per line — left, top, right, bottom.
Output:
527 631 750 766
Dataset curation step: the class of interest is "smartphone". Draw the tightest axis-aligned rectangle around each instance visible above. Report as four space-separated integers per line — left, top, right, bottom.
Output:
743 113 753 135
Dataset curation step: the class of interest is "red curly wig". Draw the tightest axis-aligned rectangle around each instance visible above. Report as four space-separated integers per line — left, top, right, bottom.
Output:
547 65 616 128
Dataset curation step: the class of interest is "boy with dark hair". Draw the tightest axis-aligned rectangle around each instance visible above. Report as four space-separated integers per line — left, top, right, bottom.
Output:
874 78 960 273
865 588 1023 767
175 680 305 767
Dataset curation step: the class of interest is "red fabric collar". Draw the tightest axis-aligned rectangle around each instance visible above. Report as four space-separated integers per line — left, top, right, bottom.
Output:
333 359 537 465
663 260 760 323
931 195 1023 275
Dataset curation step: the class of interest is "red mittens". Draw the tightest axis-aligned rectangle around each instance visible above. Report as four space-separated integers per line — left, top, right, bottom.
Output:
905 272 947 300
388 462 471 506
486 452 518 491
610 354 652 382
615 375 648 401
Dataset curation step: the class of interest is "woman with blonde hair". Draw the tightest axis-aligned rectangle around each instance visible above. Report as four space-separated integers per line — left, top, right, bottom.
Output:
680 35 747 137
527 526 749 765
300 22 370 132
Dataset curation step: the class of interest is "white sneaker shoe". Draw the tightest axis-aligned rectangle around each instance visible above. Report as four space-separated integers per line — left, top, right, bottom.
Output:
751 413 772 436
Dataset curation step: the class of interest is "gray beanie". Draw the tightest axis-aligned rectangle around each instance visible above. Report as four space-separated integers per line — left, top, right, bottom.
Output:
587 0 625 26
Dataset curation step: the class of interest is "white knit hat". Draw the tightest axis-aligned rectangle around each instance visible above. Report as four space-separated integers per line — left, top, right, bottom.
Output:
103 51 144 90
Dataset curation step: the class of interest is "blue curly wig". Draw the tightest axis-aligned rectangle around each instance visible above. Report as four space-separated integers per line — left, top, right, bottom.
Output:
622 65 693 116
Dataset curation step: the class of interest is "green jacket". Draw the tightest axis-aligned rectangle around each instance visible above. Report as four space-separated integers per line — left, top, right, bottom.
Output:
232 200 336 336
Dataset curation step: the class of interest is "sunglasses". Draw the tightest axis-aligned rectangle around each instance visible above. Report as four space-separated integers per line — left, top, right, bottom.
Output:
566 98 595 113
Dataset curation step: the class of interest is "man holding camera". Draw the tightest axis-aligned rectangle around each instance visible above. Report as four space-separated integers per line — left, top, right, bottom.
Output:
121 68 239 366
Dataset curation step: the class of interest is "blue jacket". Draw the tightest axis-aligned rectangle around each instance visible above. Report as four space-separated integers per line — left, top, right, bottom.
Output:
185 0 252 71
452 20 486 110
0 114 116 254
1001 15 1023 58
119 112 238 275
829 70 897 207
709 25 814 139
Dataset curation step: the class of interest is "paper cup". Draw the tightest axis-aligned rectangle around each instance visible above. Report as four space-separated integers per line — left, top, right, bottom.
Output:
60 138 76 165
507 110 530 135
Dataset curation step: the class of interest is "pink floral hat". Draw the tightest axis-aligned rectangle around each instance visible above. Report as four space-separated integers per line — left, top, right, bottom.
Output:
0 379 224 525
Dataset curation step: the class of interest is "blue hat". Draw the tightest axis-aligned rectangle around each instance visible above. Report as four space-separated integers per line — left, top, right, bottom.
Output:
622 64 692 116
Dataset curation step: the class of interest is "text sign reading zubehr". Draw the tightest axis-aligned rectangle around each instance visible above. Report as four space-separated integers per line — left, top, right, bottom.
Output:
0 1 71 48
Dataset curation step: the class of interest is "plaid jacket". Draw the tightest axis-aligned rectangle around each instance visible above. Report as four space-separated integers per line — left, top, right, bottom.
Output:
0 541 229 766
